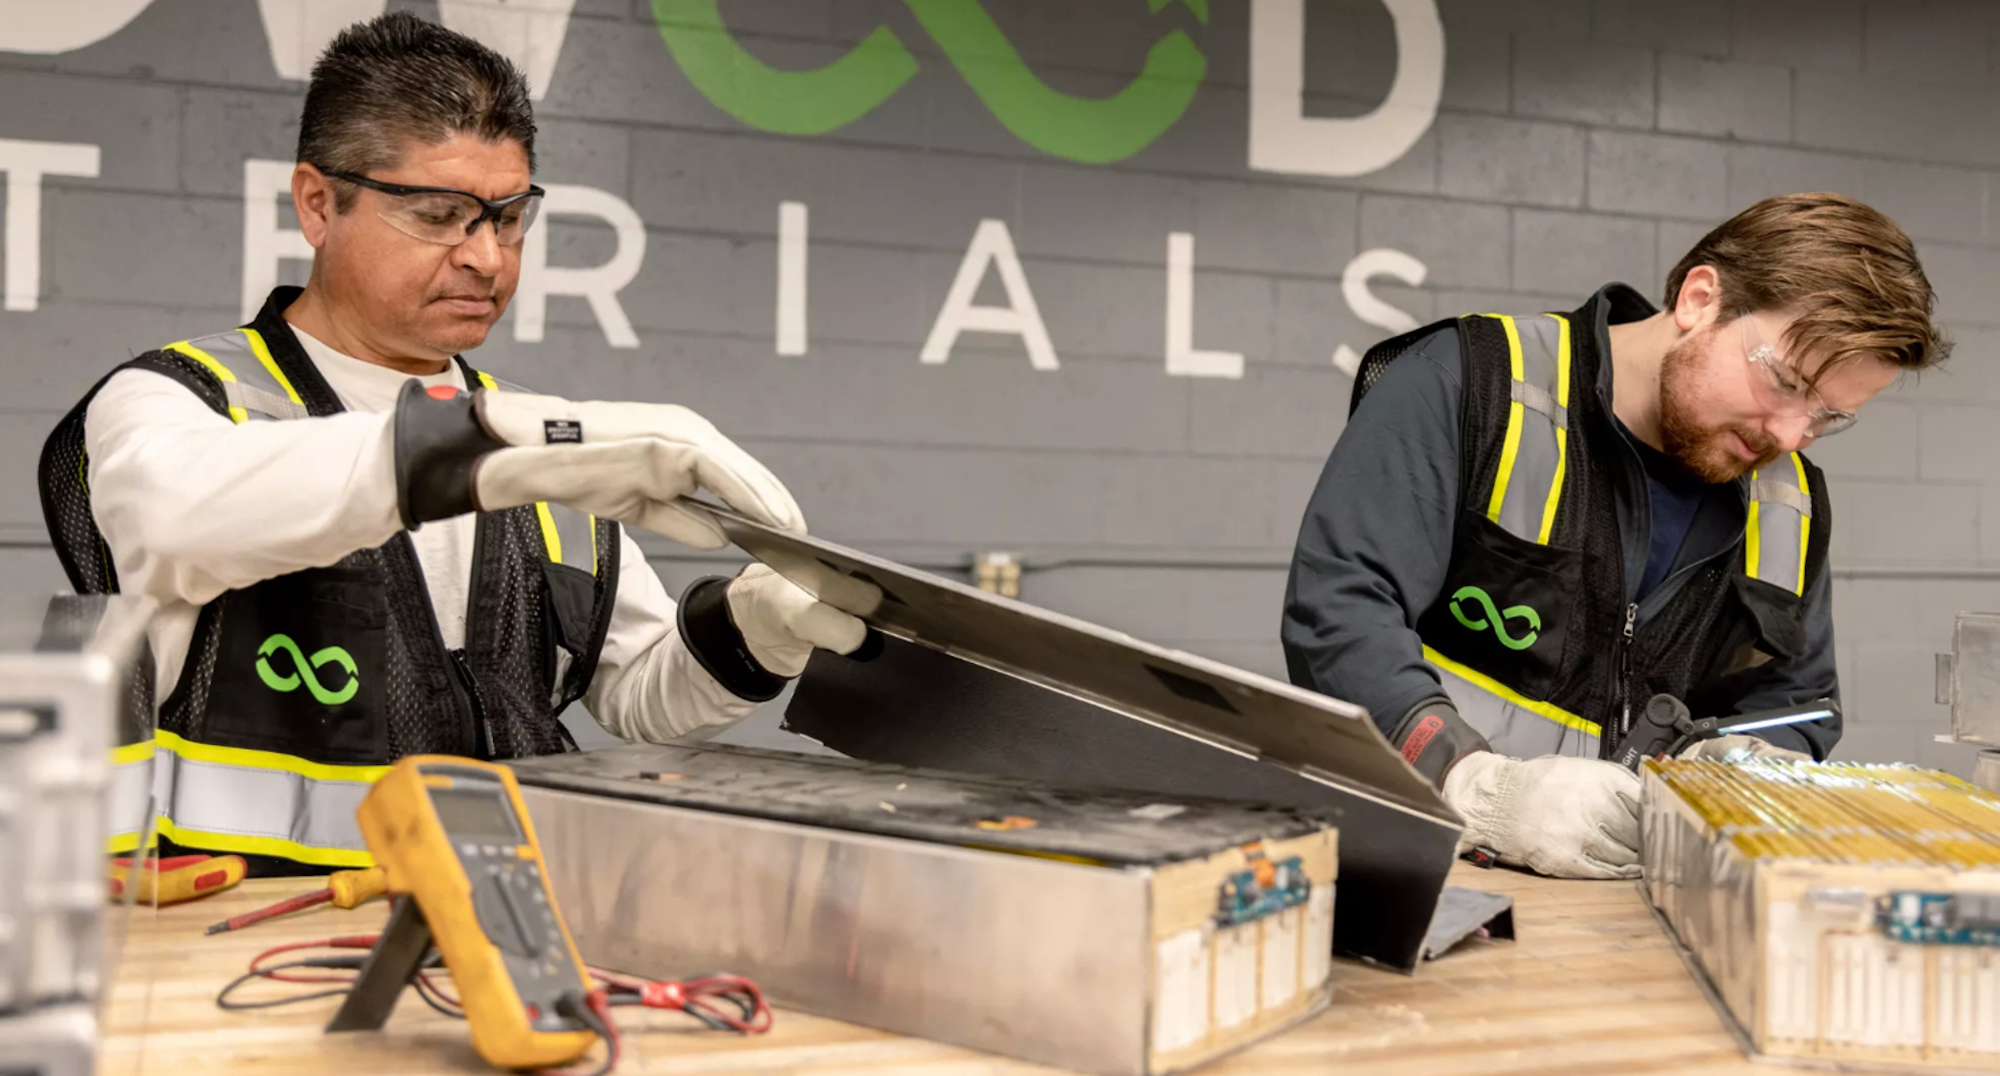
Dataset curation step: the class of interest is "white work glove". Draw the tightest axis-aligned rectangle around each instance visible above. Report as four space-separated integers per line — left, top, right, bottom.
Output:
1676 734 1812 763
471 392 804 549
1443 752 1644 880
724 563 868 677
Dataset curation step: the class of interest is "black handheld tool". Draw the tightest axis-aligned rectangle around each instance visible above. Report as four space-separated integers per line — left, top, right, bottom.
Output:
1613 695 1840 770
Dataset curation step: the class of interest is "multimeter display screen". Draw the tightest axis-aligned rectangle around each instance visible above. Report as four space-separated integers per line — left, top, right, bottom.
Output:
429 786 524 842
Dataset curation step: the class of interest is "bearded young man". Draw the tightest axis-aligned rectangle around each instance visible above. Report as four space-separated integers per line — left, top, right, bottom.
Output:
1281 193 1948 880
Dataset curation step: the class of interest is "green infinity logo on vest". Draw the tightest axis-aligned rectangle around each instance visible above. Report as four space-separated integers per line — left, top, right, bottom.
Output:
652 0 1208 164
255 634 360 706
1448 586 1542 651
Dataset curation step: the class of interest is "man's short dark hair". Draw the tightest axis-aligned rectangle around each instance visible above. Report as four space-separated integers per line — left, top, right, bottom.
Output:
296 12 536 210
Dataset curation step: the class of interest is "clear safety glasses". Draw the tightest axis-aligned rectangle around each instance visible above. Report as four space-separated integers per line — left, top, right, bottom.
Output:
320 168 545 247
1736 315 1857 439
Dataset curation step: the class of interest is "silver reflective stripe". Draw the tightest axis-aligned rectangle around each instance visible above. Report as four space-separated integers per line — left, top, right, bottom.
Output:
1748 454 1812 595
154 744 374 855
1484 313 1572 545
1750 477 1811 518
1431 658 1601 760
227 380 307 422
546 503 597 574
1509 379 1566 426
179 329 308 421
105 749 153 845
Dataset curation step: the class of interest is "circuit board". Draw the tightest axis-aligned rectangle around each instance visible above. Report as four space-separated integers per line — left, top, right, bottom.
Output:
1214 849 1310 928
1879 891 2000 947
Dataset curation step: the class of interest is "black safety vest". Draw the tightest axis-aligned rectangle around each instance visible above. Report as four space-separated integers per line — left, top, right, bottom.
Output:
39 287 619 867
1353 293 1830 759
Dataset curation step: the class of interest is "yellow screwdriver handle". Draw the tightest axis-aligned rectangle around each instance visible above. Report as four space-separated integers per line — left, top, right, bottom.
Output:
328 866 389 909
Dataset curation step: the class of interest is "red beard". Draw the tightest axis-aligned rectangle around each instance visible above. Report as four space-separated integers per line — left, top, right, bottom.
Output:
1657 328 1782 483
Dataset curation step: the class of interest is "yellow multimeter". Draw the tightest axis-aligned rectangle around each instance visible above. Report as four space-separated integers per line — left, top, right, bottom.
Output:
328 755 596 1070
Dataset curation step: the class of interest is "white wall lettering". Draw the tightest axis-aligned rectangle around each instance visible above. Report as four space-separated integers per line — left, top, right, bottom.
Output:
255 0 387 81
254 0 571 98
1247 0 1444 178
0 1 154 53
1332 247 1427 376
0 139 99 312
1164 232 1243 379
240 158 313 322
776 200 808 357
435 0 580 101
514 183 646 350
921 219 1059 371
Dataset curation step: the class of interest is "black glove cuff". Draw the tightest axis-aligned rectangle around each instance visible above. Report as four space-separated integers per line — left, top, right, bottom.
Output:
392 381 507 528
1391 697 1490 788
676 575 787 703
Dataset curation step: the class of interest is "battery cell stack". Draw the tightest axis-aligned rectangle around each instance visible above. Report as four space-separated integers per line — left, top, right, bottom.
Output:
1642 759 2000 1070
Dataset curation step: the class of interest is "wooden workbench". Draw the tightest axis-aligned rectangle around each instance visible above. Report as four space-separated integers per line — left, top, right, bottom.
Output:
99 863 1756 1075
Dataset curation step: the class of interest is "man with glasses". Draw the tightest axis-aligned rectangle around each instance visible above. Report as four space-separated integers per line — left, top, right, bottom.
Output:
1283 194 1949 879
38 13 865 872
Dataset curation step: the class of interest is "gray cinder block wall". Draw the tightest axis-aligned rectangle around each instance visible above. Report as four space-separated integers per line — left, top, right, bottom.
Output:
0 0 1993 774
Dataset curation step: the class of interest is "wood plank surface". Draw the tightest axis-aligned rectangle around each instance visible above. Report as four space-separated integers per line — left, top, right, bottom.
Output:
98 863 1758 1075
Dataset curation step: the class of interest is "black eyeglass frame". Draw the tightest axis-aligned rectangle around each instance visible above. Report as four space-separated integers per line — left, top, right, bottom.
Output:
317 167 546 239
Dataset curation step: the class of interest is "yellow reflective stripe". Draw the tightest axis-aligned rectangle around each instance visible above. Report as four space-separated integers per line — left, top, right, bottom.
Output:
237 328 303 406
1536 315 1571 544
476 368 580 567
155 729 392 785
164 341 248 423
1745 465 1763 582
535 502 562 563
105 832 141 855
1423 644 1602 738
110 739 153 765
152 816 376 868
1480 315 1527 527
125 731 386 865
590 517 600 573
1791 452 1811 595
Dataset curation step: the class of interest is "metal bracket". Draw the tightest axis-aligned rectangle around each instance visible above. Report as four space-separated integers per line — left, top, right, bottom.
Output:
325 895 433 1033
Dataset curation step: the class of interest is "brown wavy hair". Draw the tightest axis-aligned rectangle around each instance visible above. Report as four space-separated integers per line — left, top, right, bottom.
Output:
1664 192 1950 381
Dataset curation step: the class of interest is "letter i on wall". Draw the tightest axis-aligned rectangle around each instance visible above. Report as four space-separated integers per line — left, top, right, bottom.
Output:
777 201 807 356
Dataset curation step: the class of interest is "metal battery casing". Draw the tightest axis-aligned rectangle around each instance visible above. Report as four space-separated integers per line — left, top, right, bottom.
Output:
513 743 1339 1076
1941 612 2000 746
0 595 155 1076
692 504 1465 972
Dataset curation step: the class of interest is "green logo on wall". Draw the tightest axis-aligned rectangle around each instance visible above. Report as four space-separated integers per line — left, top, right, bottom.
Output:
256 634 360 706
1448 586 1542 651
652 0 1208 163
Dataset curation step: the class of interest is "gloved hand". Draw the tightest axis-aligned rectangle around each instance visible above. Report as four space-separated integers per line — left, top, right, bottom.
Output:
1443 752 1643 880
675 565 871 701
724 563 867 678
1677 734 1812 763
394 383 803 549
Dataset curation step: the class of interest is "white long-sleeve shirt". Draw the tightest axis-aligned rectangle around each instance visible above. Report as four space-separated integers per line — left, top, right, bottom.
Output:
82 327 755 744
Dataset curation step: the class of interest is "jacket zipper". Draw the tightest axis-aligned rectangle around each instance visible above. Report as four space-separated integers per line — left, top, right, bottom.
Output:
449 647 494 760
1614 602 1637 746
456 509 493 758
1610 523 1754 753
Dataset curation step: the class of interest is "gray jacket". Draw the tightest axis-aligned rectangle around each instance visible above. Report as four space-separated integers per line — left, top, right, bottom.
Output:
1280 287 1840 759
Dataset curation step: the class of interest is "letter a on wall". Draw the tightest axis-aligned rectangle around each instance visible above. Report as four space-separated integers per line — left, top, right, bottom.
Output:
921 219 1060 371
